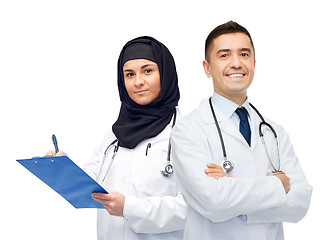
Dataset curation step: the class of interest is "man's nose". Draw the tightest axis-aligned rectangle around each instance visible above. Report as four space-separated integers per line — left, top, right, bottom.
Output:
229 54 242 68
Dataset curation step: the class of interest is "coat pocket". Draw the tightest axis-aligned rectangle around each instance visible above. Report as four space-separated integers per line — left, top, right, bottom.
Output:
131 149 178 197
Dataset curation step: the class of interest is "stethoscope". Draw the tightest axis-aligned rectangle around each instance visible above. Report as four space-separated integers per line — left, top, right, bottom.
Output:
97 110 177 183
209 97 281 174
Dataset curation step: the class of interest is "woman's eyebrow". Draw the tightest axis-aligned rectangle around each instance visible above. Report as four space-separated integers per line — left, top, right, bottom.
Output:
141 64 155 69
123 64 156 72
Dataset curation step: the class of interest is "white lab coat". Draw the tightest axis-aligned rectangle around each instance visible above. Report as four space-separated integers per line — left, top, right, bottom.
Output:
84 111 186 240
171 99 312 240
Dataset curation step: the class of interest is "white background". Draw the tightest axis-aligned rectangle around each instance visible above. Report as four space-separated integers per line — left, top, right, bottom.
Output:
1 0 333 239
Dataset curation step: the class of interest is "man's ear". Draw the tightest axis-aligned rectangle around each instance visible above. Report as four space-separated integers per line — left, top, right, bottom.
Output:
203 60 212 78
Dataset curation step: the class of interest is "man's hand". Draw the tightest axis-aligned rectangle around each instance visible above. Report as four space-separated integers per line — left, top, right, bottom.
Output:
275 172 290 194
205 163 232 180
92 192 125 216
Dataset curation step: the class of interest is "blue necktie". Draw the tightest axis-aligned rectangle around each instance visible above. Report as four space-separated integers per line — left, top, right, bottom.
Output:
235 107 251 146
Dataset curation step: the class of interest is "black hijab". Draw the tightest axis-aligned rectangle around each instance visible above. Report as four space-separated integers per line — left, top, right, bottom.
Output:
112 36 180 149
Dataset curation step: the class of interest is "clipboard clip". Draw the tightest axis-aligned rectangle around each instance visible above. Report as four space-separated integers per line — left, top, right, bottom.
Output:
31 156 56 163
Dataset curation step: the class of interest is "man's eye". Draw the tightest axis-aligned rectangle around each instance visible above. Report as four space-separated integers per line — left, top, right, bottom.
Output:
241 53 249 57
221 54 228 58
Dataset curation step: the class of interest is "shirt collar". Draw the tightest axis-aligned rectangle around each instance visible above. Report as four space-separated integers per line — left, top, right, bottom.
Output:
211 92 251 119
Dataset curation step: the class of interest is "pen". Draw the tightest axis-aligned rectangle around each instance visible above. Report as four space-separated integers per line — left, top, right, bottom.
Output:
52 134 59 153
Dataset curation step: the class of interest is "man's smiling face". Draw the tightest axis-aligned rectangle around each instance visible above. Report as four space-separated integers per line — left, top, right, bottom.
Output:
203 32 256 105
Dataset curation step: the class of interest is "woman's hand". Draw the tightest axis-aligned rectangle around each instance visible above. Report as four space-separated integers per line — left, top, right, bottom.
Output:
205 163 232 179
92 192 125 216
45 150 68 156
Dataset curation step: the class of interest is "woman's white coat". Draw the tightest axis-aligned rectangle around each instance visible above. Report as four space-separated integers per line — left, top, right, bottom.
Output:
84 111 186 240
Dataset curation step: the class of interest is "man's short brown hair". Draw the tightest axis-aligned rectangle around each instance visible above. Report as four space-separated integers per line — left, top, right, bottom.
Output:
205 21 255 62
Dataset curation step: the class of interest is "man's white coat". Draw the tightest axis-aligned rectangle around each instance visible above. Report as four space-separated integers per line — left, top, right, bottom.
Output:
171 99 312 240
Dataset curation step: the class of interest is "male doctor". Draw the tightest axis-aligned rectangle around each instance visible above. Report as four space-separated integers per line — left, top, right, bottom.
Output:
171 21 312 240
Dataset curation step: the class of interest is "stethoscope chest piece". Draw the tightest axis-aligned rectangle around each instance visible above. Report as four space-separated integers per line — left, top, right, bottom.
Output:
161 162 174 177
221 160 234 173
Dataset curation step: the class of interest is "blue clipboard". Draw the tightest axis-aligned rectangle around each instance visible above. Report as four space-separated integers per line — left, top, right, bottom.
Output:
17 156 108 209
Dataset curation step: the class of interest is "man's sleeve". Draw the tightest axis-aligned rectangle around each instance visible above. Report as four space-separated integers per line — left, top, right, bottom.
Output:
247 125 312 223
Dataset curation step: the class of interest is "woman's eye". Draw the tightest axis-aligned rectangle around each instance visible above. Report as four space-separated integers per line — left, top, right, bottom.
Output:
144 69 152 74
125 73 134 77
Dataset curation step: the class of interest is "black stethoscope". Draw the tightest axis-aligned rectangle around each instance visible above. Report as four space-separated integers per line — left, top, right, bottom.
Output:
161 110 177 177
97 110 177 183
209 97 281 174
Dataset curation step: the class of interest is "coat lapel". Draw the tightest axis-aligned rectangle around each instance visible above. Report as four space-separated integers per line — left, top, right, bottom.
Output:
201 99 247 145
249 110 261 150
201 99 261 149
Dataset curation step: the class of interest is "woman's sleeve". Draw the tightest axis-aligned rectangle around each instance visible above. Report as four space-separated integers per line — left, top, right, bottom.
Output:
123 191 187 234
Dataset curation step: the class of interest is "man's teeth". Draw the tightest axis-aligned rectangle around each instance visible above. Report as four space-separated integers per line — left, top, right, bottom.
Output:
228 73 244 77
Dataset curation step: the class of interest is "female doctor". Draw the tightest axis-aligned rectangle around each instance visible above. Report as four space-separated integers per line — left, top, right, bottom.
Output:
47 36 224 239
88 36 186 240
48 36 191 240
